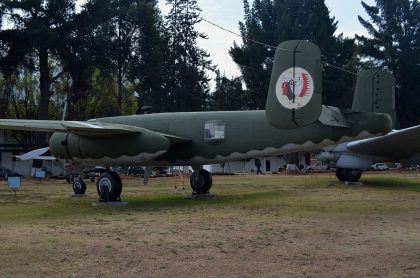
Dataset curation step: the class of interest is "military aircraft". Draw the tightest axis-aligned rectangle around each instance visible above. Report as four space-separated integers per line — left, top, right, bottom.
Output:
0 40 395 201
317 125 420 182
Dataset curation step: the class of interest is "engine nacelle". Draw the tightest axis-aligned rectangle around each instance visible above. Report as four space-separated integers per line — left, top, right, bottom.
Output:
336 154 372 170
50 131 170 164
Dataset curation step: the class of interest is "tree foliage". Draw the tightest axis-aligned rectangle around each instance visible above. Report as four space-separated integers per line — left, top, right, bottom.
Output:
0 0 76 121
210 71 246 111
128 0 168 113
230 0 357 109
90 0 140 115
357 0 420 128
163 0 213 112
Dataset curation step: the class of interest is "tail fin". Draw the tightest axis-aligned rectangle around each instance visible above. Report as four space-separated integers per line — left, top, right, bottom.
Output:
265 40 322 129
352 69 396 127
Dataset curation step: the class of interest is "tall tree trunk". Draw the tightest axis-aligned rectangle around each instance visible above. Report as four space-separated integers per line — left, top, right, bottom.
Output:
38 48 50 120
37 48 50 147
0 77 13 119
117 65 123 115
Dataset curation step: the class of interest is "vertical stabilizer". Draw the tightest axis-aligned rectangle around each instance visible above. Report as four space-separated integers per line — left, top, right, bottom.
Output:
265 40 322 129
352 69 396 127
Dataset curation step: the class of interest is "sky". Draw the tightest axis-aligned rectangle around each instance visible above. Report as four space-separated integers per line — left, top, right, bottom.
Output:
158 0 376 79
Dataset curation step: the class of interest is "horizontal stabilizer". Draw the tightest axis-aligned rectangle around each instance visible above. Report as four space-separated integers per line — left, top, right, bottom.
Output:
318 106 350 128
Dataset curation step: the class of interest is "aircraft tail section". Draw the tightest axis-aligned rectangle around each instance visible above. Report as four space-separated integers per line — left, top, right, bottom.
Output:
352 69 396 127
265 40 322 129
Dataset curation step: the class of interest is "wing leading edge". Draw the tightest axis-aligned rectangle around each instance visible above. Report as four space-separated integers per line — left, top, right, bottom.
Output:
0 119 144 135
347 125 420 158
0 119 191 143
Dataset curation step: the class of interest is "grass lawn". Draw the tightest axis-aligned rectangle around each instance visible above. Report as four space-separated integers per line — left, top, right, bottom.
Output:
1 171 420 277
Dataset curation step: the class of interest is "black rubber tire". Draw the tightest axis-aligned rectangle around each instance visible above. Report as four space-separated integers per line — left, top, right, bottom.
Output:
96 172 122 202
72 178 86 194
336 168 362 182
190 169 212 194
346 169 362 182
335 168 347 182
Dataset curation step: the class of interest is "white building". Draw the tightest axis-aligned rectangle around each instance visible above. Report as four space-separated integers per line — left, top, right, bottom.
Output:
0 131 65 177
204 152 310 174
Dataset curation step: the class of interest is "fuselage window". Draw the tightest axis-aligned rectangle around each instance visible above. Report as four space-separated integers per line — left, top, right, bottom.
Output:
204 121 225 140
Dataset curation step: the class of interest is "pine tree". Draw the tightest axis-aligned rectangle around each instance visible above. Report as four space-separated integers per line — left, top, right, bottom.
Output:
83 0 140 116
128 0 168 113
357 0 420 128
210 71 246 111
0 2 3 29
164 0 213 112
230 0 357 109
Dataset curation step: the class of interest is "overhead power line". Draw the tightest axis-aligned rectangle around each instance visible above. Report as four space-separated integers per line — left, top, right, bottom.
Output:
201 17 358 76
201 18 287 52
321 62 358 76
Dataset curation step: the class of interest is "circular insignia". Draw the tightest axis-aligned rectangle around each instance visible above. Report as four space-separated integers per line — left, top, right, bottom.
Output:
275 67 314 110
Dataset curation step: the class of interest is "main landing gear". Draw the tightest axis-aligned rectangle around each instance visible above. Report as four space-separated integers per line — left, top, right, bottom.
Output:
190 168 213 194
71 170 122 202
335 167 362 182
71 167 213 200
96 172 122 202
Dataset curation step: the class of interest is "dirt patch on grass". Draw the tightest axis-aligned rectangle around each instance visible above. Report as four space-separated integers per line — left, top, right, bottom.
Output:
1 174 420 277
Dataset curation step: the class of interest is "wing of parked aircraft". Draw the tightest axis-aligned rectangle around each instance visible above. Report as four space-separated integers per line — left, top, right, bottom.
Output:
317 125 420 182
0 119 191 142
0 119 144 135
346 125 420 158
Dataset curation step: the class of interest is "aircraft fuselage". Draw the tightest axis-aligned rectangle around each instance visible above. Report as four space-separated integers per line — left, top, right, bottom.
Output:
49 108 391 167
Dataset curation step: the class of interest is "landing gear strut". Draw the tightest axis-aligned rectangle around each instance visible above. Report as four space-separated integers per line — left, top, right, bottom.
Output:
335 168 362 182
96 171 122 202
190 169 212 194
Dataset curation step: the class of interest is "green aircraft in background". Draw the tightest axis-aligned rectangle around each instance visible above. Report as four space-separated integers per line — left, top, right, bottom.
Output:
0 40 394 201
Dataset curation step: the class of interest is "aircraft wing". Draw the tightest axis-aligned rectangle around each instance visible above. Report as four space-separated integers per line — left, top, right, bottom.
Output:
0 119 146 135
347 125 420 159
0 119 191 143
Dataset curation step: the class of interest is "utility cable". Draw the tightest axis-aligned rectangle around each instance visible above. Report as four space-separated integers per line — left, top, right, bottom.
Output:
201 17 358 76
201 18 290 52
322 61 358 76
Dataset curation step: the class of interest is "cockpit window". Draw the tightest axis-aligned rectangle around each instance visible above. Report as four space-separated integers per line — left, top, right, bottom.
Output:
204 121 225 140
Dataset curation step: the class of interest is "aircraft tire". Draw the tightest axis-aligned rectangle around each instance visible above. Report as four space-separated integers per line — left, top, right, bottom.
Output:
335 168 347 182
72 178 86 194
96 172 122 202
336 168 362 182
190 169 212 194
346 169 362 182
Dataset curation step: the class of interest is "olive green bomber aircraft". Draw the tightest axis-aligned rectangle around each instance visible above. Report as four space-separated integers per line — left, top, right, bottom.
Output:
0 40 395 201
